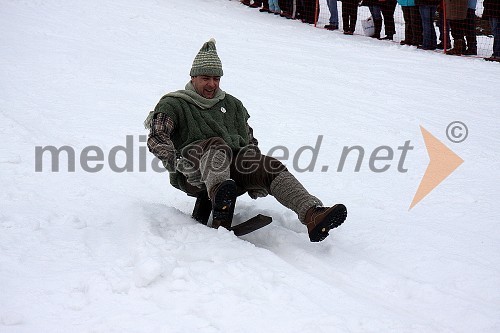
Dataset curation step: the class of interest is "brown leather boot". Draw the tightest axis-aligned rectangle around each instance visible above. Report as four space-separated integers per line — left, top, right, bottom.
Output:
304 204 347 242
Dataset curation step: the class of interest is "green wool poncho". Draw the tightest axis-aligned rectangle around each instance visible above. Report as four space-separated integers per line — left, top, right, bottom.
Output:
145 82 251 191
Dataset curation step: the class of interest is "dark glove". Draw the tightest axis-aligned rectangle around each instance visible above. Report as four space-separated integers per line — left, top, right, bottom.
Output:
175 157 203 188
248 188 268 200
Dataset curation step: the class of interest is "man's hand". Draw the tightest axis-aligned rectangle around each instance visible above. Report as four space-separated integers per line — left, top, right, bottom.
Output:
175 157 203 188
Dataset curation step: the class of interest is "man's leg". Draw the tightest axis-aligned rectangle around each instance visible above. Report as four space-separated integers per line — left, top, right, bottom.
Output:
380 1 396 39
182 137 236 229
231 149 320 221
464 8 477 55
401 6 413 44
419 6 437 49
492 18 500 57
325 0 339 28
342 2 350 32
448 19 465 55
437 8 451 49
350 2 358 33
181 137 231 196
230 148 287 193
231 150 347 242
370 5 383 39
269 171 347 242
411 6 422 45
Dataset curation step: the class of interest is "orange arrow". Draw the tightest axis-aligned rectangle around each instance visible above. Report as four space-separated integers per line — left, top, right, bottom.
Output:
409 126 464 210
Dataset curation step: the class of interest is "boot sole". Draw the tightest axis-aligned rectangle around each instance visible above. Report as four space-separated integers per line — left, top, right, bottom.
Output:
210 180 237 230
309 204 347 242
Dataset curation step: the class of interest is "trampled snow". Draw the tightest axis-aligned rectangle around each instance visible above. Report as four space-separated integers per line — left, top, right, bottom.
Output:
1 0 499 332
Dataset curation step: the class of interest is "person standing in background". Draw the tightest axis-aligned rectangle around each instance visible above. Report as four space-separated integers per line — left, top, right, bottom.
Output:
379 0 398 40
325 0 340 30
341 0 359 34
463 0 478 55
416 0 439 50
268 0 282 14
445 0 468 55
360 0 397 40
398 0 423 46
482 0 500 61
279 0 295 18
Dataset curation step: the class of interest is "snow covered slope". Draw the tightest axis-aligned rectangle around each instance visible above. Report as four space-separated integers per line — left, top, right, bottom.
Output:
1 0 499 332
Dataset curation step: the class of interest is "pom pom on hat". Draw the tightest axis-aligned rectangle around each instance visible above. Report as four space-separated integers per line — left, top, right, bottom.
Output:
190 38 223 77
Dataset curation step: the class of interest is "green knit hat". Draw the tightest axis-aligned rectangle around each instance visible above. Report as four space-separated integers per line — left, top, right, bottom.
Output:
190 38 223 77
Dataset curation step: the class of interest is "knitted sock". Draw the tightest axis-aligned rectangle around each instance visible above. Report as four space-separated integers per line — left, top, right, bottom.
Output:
199 148 231 198
269 171 323 223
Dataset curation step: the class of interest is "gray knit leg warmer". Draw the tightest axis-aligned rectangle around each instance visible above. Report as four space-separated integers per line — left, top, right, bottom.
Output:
269 171 323 223
199 148 231 198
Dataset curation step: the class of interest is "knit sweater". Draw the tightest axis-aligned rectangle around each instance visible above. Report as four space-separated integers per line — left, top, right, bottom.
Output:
145 86 254 192
150 93 250 152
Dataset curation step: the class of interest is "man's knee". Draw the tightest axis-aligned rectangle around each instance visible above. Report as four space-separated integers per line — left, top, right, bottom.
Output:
203 137 232 159
182 137 231 162
234 152 287 174
263 155 288 175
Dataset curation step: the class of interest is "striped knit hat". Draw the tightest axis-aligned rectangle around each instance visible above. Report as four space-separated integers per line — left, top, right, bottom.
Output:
190 38 223 77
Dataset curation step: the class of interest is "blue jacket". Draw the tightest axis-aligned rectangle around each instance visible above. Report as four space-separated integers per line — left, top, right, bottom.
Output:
397 0 415 6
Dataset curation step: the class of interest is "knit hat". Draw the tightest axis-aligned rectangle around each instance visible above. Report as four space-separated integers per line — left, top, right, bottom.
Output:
190 38 223 77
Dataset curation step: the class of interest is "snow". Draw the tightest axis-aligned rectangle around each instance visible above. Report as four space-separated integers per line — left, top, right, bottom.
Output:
1 0 500 332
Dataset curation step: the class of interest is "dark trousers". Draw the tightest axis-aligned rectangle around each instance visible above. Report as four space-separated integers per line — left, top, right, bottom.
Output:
402 6 422 44
368 3 396 37
181 137 287 196
492 17 500 57
437 7 451 46
450 19 466 41
253 0 269 7
298 0 319 23
464 9 477 50
419 5 437 49
381 1 397 36
279 0 293 14
342 0 358 33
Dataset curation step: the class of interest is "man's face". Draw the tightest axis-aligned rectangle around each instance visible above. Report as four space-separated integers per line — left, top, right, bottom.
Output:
191 76 220 99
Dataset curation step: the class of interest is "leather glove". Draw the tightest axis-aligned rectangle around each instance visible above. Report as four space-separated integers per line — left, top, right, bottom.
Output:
248 188 268 200
175 157 203 188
